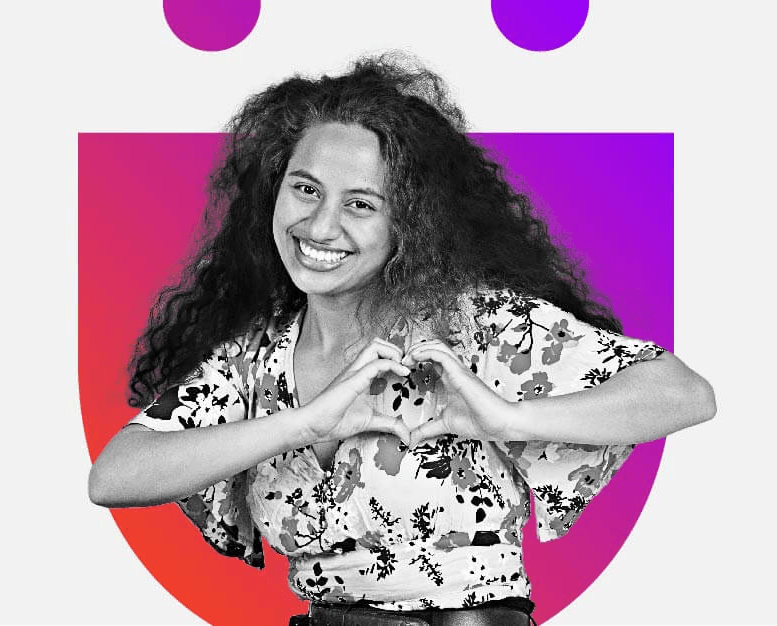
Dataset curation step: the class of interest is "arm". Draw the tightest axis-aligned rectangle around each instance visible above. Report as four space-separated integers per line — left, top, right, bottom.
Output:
405 341 715 542
405 345 715 448
403 291 717 447
505 351 716 445
88 409 315 508
90 337 410 508
404 290 714 540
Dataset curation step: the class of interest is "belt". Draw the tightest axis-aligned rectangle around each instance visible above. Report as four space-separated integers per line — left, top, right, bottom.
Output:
290 597 536 626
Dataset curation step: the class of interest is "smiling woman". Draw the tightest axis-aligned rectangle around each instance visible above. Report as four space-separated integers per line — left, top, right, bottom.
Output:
88 54 715 626
273 123 393 302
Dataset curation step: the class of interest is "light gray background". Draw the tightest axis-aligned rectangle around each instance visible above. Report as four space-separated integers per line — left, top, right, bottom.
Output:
2 1 774 624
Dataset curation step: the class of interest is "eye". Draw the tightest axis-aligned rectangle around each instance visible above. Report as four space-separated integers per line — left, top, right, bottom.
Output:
293 183 320 198
346 199 376 212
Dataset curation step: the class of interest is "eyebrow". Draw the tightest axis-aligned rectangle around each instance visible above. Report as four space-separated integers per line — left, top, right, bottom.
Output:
287 169 385 202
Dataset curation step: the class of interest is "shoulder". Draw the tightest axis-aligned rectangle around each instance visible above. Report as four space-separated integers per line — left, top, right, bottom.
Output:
463 285 555 315
463 285 663 396
460 285 567 344
205 319 262 362
191 315 276 387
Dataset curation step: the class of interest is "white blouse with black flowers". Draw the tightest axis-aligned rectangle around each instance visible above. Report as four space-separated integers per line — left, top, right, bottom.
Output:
129 287 664 610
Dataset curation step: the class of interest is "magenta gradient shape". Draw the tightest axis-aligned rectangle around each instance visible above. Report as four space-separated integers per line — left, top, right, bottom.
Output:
80 133 672 624
491 0 589 52
163 0 261 52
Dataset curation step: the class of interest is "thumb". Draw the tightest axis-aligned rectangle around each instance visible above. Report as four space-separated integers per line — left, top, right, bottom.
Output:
409 419 450 449
368 413 411 446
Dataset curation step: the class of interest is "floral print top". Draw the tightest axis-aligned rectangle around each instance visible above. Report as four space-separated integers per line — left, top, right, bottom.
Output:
129 287 664 610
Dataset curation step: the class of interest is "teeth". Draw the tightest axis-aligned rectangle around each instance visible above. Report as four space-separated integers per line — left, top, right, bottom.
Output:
299 239 349 263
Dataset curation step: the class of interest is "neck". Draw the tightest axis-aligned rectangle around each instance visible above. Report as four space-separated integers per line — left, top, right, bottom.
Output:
300 292 373 355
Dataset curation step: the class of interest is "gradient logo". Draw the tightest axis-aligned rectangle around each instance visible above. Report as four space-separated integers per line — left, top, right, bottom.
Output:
161 1 589 52
80 132 672 624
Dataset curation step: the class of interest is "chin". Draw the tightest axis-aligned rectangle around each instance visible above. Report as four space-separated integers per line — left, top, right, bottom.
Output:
287 268 380 302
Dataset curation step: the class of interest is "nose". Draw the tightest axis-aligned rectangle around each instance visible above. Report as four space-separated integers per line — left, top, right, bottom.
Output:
306 199 342 242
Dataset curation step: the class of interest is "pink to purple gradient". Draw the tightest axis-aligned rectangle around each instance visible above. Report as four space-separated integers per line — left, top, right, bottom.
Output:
79 133 672 624
491 0 589 51
163 0 261 51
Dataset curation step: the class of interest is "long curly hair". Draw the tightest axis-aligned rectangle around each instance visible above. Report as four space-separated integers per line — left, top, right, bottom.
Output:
128 53 622 408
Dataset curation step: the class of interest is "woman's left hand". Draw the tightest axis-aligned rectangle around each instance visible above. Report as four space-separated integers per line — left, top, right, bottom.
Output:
402 339 522 448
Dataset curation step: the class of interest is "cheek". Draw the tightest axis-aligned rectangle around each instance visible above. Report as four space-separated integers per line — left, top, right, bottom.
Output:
358 224 392 262
376 221 395 260
272 199 293 243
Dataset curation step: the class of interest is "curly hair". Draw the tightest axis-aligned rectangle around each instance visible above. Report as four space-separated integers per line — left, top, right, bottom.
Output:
128 53 622 407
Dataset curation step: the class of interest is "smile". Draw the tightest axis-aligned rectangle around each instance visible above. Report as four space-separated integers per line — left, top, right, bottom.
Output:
295 237 353 266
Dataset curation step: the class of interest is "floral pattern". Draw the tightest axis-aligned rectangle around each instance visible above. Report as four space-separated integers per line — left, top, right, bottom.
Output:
129 287 664 610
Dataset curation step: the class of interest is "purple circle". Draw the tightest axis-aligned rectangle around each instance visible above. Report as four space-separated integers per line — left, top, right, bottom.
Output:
163 0 261 52
491 0 589 52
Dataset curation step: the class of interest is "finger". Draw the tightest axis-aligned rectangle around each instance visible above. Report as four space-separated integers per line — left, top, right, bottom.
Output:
332 359 411 409
366 414 411 446
403 338 433 355
348 339 404 372
409 419 451 449
369 337 405 360
402 339 452 364
402 346 463 375
350 359 411 392
402 342 460 367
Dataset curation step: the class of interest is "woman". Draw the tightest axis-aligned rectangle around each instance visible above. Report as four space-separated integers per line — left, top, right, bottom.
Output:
89 55 715 625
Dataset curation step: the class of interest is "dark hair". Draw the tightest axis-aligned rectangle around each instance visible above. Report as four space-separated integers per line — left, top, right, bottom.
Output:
128 53 621 407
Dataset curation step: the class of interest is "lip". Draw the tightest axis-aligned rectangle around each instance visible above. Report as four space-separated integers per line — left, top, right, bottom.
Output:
294 236 352 254
292 236 354 271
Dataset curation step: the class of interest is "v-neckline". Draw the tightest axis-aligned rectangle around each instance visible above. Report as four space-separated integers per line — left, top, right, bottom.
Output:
283 307 341 476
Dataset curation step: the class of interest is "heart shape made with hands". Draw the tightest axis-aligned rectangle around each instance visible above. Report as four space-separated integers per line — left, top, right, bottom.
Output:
364 338 515 449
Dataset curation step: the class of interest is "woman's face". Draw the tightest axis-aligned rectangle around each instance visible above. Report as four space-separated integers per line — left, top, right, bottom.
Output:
273 123 393 300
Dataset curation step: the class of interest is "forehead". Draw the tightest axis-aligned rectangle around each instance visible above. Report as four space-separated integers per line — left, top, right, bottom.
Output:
288 123 385 188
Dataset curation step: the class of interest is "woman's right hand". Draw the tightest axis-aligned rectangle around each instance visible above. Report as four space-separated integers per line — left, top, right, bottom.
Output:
300 338 411 445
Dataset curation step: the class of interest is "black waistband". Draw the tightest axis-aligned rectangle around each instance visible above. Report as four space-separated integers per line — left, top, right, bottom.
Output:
478 596 535 614
303 596 537 626
316 595 534 614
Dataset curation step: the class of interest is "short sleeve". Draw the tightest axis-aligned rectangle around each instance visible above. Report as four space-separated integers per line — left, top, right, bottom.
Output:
127 341 264 568
472 288 665 541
